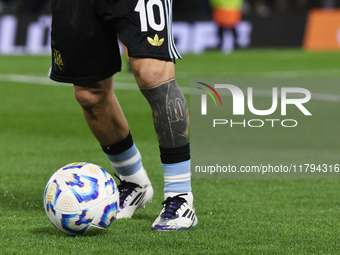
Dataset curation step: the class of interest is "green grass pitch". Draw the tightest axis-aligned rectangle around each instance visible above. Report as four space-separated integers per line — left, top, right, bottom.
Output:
0 49 339 254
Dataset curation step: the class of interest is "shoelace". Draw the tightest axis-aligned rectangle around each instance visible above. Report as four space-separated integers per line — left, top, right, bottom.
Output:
161 193 188 219
114 174 141 206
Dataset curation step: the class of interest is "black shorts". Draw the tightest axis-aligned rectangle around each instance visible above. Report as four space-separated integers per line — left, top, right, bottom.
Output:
49 0 181 85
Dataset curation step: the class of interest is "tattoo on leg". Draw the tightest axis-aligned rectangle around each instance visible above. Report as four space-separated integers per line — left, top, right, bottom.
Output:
140 78 189 148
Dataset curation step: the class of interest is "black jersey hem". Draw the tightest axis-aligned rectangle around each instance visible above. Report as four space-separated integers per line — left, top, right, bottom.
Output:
49 68 120 85
128 52 182 61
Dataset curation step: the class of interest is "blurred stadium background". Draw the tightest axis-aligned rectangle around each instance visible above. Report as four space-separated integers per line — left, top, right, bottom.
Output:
1 0 339 14
1 0 340 54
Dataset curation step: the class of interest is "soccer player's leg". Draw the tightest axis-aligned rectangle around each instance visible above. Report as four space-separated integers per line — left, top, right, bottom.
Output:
116 0 197 229
130 58 197 231
74 77 153 219
50 0 153 220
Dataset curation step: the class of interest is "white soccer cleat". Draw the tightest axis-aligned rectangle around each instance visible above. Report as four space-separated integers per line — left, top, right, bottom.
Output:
114 174 153 219
151 193 197 231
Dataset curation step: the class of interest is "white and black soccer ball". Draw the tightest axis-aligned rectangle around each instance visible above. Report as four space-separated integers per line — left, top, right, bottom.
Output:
43 162 119 235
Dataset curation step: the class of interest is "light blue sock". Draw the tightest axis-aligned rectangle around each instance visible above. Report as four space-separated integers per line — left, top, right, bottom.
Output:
106 142 142 176
106 142 150 186
163 159 192 193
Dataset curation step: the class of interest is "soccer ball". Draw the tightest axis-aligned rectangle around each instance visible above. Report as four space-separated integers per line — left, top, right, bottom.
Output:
43 162 119 235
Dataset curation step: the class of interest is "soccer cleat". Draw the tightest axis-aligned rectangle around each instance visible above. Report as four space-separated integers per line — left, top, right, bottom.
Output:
114 174 153 219
151 193 197 231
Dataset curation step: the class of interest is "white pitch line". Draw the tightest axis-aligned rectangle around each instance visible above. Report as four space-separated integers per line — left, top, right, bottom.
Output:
0 74 339 102
188 88 340 102
0 74 65 86
244 69 340 78
0 73 139 89
247 89 340 102
0 73 184 92
176 69 340 78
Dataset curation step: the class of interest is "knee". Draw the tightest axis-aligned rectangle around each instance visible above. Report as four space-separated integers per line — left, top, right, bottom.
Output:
74 84 110 111
130 58 175 87
74 89 96 110
134 64 164 86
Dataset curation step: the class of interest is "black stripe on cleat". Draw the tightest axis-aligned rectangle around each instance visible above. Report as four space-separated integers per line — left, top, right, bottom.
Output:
182 209 190 218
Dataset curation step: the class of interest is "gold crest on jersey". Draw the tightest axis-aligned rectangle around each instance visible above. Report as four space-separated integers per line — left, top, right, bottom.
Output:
53 49 64 70
147 34 164 46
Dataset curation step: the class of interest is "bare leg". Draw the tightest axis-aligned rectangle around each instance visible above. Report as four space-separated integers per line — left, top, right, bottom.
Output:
130 57 175 88
130 56 191 189
130 57 196 230
73 76 129 147
74 75 153 218
130 57 189 148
